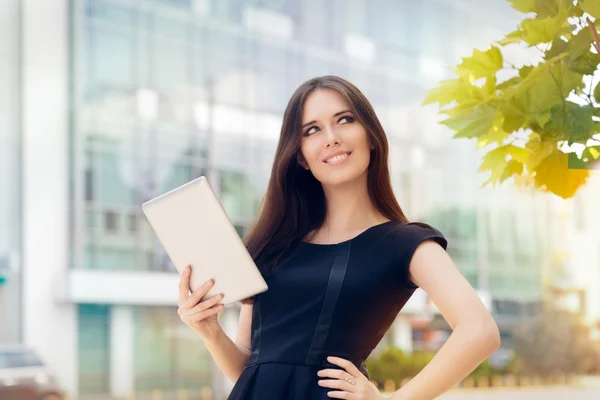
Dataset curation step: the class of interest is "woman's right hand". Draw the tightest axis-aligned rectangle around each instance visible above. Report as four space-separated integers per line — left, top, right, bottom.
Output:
177 264 225 341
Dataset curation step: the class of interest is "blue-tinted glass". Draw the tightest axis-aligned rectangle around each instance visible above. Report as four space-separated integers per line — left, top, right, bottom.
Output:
97 152 137 206
90 27 135 87
210 0 243 23
85 1 135 24
154 0 192 9
78 304 110 393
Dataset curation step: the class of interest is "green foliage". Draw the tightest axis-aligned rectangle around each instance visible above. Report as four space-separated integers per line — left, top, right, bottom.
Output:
365 348 435 387
423 0 600 199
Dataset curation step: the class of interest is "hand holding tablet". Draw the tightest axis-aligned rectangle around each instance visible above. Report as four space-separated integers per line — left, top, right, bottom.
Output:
177 264 224 341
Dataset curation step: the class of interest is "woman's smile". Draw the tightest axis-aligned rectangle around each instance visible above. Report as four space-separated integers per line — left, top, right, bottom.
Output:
324 152 352 166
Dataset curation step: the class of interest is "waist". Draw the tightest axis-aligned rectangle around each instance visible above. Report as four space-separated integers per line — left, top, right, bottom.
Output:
244 353 370 380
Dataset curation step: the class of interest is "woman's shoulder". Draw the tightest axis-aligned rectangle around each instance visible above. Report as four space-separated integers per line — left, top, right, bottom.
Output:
385 220 448 251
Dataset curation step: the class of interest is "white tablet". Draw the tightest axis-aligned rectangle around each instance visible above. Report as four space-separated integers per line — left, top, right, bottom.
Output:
141 176 268 307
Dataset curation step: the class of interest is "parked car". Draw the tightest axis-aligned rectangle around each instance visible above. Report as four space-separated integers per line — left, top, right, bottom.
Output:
0 344 65 399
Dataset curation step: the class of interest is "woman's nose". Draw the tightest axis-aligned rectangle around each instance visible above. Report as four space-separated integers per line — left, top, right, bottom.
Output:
323 127 340 145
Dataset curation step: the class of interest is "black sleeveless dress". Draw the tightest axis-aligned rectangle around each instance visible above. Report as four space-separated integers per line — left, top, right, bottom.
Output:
227 220 448 399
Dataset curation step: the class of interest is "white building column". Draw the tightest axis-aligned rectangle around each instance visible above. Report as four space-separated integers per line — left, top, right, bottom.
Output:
392 316 413 354
22 0 77 396
110 306 135 398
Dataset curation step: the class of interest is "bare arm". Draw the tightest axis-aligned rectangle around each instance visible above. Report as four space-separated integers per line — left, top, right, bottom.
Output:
203 302 254 384
390 240 501 400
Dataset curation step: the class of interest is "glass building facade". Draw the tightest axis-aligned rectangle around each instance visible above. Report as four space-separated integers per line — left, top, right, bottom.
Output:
68 0 542 396
0 0 21 344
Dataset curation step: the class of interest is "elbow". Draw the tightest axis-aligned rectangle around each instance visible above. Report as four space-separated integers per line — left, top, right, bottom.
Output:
460 318 500 353
475 319 501 353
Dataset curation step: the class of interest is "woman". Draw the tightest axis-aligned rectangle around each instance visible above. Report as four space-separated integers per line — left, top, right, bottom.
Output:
177 76 500 399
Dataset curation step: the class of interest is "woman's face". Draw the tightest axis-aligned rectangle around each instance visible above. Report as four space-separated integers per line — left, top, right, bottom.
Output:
297 88 373 186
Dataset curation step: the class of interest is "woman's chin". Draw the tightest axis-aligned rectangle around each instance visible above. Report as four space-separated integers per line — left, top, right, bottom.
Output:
318 169 366 186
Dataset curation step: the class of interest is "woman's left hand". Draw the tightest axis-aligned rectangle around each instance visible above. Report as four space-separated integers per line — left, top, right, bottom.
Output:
317 356 388 399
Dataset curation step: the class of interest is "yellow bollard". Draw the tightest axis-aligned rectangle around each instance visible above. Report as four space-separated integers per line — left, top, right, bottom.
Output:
476 376 489 388
491 375 502 387
462 377 474 389
200 386 213 400
383 379 396 392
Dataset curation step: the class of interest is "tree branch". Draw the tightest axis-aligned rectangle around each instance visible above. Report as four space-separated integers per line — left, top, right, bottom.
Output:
587 17 600 54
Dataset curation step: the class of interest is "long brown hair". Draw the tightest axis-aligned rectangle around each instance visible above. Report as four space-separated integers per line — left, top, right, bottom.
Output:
240 75 409 304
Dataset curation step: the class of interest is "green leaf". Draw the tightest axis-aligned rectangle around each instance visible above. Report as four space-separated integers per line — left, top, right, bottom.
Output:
478 144 530 186
568 152 588 170
476 128 510 148
568 26 594 60
508 0 536 13
525 133 557 171
441 104 500 139
545 37 569 59
535 0 573 18
540 104 596 144
455 46 503 80
482 75 498 100
569 51 600 75
423 79 462 107
500 99 531 132
580 0 600 20
521 1 571 45
582 146 600 161
500 159 524 182
497 76 522 91
423 76 485 109
498 29 526 45
569 107 597 144
594 82 600 104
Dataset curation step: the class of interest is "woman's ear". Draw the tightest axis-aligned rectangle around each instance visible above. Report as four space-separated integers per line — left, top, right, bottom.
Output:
297 154 310 170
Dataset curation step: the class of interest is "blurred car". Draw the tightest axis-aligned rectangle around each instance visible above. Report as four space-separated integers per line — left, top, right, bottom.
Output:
0 344 65 399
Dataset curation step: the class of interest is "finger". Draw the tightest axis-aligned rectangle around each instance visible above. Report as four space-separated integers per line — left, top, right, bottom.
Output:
184 278 215 308
316 378 355 394
178 265 192 305
326 356 359 377
320 389 350 398
185 292 223 316
189 303 224 321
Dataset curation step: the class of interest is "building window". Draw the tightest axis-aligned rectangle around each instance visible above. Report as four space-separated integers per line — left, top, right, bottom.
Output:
128 214 138 233
104 211 118 233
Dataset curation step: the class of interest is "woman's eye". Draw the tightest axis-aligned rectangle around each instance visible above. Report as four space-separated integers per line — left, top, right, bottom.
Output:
306 127 317 135
304 115 354 136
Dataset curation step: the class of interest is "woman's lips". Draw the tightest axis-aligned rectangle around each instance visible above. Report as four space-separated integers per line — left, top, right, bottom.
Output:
324 152 351 166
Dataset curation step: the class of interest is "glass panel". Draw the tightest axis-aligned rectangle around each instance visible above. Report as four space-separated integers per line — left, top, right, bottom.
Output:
95 246 137 270
134 307 212 391
90 26 135 88
97 151 137 206
78 304 110 393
